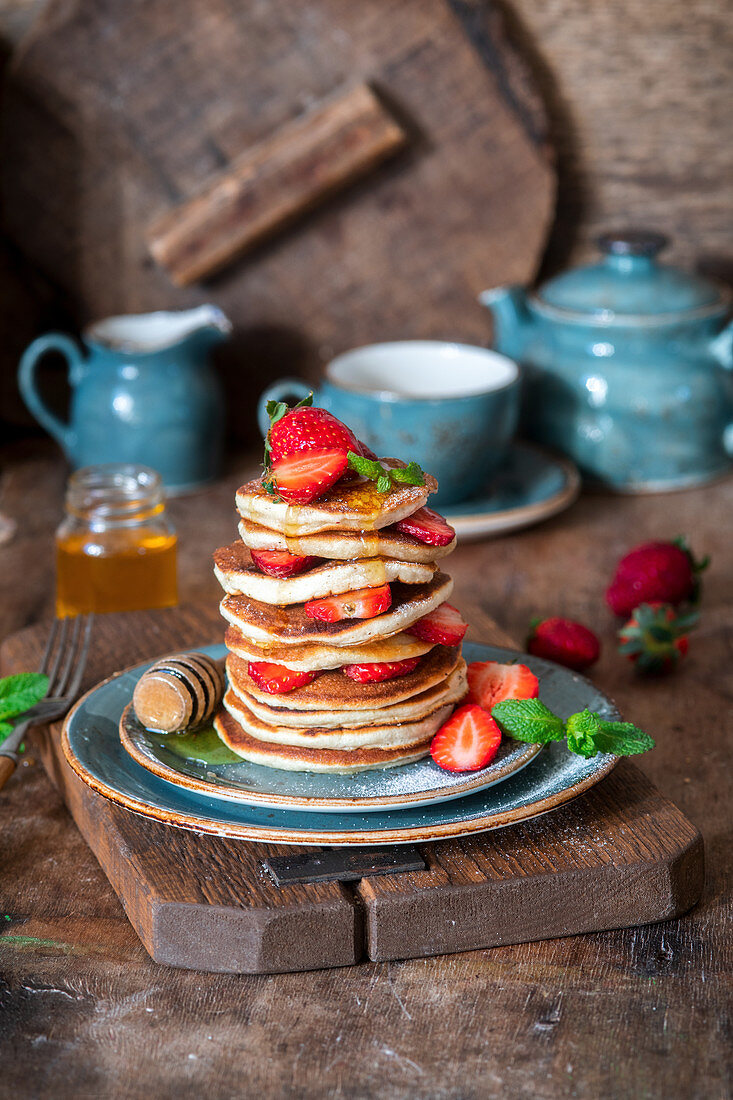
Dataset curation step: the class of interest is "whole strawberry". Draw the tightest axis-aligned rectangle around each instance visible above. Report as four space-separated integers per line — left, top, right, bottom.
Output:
527 617 600 672
606 537 708 618
618 601 698 674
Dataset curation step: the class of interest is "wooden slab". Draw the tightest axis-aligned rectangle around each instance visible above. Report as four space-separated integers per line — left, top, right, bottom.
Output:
0 605 703 974
1 0 555 441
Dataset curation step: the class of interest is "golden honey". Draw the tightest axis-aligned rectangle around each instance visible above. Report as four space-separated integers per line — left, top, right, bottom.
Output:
55 464 178 617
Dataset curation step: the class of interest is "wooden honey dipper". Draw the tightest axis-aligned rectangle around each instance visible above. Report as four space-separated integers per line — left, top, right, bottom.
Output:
132 652 226 733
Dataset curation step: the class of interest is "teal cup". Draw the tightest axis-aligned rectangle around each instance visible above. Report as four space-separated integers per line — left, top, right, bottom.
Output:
257 340 520 507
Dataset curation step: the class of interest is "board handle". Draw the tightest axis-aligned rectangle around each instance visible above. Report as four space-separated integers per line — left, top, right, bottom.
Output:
146 83 408 286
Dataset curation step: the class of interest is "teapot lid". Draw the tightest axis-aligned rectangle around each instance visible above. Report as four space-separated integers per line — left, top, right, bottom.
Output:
535 231 725 320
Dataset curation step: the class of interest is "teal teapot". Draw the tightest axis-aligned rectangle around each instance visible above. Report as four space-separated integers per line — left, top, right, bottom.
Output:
19 306 231 493
481 231 733 491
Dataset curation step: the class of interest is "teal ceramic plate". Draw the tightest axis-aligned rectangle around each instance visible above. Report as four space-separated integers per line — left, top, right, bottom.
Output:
442 443 580 541
62 643 618 846
118 651 541 812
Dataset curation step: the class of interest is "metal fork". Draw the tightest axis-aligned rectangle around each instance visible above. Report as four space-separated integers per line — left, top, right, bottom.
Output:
0 614 94 790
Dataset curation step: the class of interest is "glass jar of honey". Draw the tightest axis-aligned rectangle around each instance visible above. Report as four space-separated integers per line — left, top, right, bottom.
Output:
56 464 178 617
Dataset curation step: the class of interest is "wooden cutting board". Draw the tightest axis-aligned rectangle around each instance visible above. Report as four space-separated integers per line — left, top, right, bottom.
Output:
0 606 704 974
1 0 556 439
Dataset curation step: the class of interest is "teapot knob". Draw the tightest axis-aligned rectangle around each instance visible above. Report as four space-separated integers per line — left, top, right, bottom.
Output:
596 229 669 258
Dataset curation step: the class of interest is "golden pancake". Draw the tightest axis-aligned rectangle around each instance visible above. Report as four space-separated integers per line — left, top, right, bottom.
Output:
230 662 467 728
214 542 435 604
235 467 437 536
220 574 452 648
215 708 435 771
225 625 434 671
226 645 460 710
223 688 453 749
238 518 456 563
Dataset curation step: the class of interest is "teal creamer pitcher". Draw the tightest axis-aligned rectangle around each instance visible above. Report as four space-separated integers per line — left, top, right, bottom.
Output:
19 306 231 492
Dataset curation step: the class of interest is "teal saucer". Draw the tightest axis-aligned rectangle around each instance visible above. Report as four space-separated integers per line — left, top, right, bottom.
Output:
62 642 617 847
442 443 580 540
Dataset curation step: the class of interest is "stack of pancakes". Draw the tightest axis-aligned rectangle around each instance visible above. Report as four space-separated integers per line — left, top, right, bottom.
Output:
212 471 465 773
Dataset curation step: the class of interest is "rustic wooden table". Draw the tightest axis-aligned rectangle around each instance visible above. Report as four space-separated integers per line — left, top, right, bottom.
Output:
0 441 730 1099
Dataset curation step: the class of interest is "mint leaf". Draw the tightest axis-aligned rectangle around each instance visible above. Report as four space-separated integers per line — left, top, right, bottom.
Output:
0 673 49 722
566 709 602 758
347 452 385 480
492 698 566 743
594 720 655 756
0 721 14 746
346 452 425 494
390 461 426 486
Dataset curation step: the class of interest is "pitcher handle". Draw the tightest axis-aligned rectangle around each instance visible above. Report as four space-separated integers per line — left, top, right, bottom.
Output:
18 333 82 456
257 377 314 439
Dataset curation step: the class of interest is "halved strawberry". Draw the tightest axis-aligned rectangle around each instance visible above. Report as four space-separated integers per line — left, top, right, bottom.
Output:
250 548 317 578
466 660 539 710
407 602 467 646
395 506 455 547
269 407 357 463
270 449 348 504
248 662 322 694
430 704 502 772
342 656 420 683
305 584 392 623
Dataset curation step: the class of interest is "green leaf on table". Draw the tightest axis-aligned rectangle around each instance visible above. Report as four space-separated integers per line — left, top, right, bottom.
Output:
0 673 49 723
491 698 566 743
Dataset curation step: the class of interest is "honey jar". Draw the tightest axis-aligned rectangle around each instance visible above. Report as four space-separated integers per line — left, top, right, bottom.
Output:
55 464 178 617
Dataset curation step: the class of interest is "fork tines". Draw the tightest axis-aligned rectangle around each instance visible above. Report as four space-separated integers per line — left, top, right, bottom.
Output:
40 614 95 700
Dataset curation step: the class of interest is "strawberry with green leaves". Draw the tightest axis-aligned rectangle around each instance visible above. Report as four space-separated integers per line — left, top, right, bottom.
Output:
262 394 427 504
618 601 697 673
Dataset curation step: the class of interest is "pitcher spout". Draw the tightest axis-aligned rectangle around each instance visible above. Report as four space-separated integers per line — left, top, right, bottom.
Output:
478 284 531 361
85 305 232 355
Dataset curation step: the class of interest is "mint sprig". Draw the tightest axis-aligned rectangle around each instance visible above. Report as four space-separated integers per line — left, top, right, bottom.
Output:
262 392 314 495
0 672 49 746
346 451 425 494
492 698 654 759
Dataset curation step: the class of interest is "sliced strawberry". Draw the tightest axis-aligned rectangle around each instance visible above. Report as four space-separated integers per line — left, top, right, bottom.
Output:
250 548 317 578
466 660 539 710
269 407 357 463
430 704 502 772
342 656 420 683
407 602 467 646
271 448 348 504
395 506 455 547
248 662 322 694
305 584 392 623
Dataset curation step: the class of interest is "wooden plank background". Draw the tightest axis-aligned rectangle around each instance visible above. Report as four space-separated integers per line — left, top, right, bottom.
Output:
2 0 730 276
